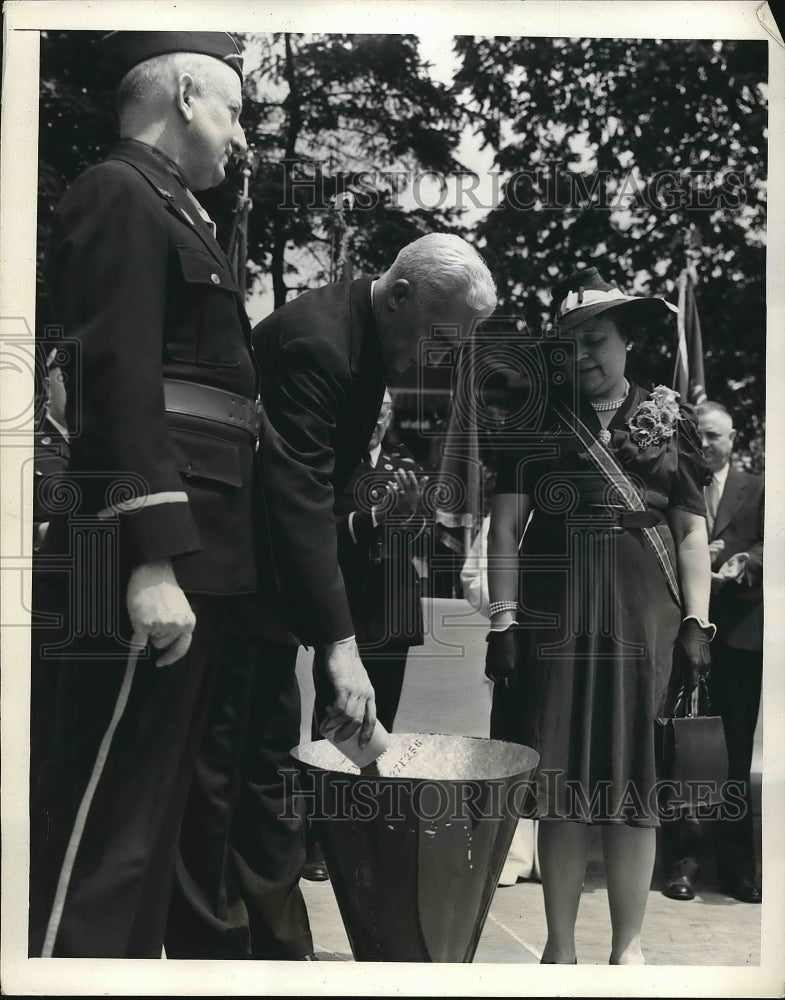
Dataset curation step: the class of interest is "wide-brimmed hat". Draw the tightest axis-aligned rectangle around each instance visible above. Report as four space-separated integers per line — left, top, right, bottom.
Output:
552 267 678 333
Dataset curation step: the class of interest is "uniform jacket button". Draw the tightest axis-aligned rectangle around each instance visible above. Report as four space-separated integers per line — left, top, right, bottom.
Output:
210 273 221 284
40 436 51 445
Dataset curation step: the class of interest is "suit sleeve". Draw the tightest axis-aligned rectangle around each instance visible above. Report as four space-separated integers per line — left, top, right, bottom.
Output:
256 335 355 643
744 482 764 587
46 164 201 568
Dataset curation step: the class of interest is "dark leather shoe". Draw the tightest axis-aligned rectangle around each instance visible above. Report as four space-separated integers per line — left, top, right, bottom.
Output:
726 878 762 904
302 841 330 882
663 875 695 901
302 859 329 881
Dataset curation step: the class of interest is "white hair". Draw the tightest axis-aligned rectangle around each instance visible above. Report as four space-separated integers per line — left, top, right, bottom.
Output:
117 51 233 119
387 233 497 316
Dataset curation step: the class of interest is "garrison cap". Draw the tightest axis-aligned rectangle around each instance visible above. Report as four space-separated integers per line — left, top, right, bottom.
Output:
101 31 244 85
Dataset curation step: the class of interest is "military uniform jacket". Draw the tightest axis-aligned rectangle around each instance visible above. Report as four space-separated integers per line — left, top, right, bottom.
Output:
44 140 258 594
335 446 427 648
252 277 387 644
709 466 764 651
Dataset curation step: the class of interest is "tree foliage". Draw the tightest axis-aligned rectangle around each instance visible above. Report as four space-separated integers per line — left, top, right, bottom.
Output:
226 32 468 306
37 31 117 308
36 32 767 466
453 36 767 463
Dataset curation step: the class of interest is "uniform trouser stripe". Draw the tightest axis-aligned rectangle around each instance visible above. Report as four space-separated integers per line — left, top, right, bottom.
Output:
41 650 140 957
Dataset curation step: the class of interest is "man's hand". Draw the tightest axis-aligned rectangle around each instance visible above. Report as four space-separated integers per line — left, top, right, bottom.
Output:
708 538 726 563
126 559 196 667
319 636 377 747
717 551 749 582
390 469 427 518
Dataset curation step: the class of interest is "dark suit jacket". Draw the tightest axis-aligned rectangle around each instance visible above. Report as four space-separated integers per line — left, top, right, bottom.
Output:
709 466 763 651
252 277 387 644
335 445 427 648
44 140 258 594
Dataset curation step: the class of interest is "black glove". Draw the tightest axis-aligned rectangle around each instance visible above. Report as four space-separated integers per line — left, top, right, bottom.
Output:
673 618 713 693
485 627 517 687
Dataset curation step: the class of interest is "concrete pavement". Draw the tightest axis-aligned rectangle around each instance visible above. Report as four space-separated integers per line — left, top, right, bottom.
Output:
295 599 763 967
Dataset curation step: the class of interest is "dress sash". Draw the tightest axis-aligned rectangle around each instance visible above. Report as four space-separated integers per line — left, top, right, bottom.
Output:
550 398 682 608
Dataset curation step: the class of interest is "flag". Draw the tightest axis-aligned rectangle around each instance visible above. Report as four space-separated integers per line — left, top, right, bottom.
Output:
227 151 256 298
673 268 708 405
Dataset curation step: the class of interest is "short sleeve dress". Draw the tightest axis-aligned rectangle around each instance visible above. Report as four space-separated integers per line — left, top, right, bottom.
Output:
491 384 709 827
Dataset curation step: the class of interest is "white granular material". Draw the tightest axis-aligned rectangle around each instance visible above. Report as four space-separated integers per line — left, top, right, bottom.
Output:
292 733 537 781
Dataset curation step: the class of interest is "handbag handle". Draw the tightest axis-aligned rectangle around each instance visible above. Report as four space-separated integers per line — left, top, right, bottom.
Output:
671 677 715 719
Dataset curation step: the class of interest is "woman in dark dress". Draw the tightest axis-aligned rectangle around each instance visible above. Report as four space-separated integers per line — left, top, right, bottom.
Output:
485 268 714 964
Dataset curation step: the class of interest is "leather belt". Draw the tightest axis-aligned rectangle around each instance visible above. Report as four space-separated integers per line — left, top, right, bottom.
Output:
163 379 262 437
579 504 660 530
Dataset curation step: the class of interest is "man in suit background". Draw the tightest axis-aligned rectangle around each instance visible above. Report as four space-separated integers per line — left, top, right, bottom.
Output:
303 390 430 881
29 32 316 959
662 401 763 904
312 388 429 733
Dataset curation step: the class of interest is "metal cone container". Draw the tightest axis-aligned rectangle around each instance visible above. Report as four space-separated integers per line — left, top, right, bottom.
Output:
291 733 538 962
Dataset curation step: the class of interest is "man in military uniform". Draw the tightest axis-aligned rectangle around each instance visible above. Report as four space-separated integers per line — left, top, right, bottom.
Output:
32 348 70 554
30 347 70 779
28 32 321 960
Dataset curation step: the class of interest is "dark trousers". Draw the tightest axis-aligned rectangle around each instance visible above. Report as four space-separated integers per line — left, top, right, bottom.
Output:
709 640 762 884
311 642 410 736
165 637 312 959
29 594 231 957
661 640 762 885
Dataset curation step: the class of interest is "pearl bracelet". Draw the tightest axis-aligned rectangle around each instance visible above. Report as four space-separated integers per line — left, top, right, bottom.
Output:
488 600 518 617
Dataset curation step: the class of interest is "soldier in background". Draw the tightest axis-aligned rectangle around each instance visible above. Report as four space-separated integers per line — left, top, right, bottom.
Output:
30 346 70 782
311 389 429 733
32 347 70 554
303 389 430 881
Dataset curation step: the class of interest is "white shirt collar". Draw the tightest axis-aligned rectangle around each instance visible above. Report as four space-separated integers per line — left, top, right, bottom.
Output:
45 411 70 442
368 443 382 467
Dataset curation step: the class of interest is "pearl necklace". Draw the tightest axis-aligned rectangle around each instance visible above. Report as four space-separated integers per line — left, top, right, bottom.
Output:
590 380 629 445
590 380 629 412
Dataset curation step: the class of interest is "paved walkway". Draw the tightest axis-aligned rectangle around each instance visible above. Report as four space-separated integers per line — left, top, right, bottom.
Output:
295 599 764 968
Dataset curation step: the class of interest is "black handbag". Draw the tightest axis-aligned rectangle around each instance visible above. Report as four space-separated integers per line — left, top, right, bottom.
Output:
654 679 729 813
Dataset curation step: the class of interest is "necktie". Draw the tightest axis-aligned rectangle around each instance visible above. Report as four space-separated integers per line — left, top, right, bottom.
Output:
705 475 721 534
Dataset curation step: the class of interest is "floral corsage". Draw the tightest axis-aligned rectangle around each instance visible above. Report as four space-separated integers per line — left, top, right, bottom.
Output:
627 385 683 449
